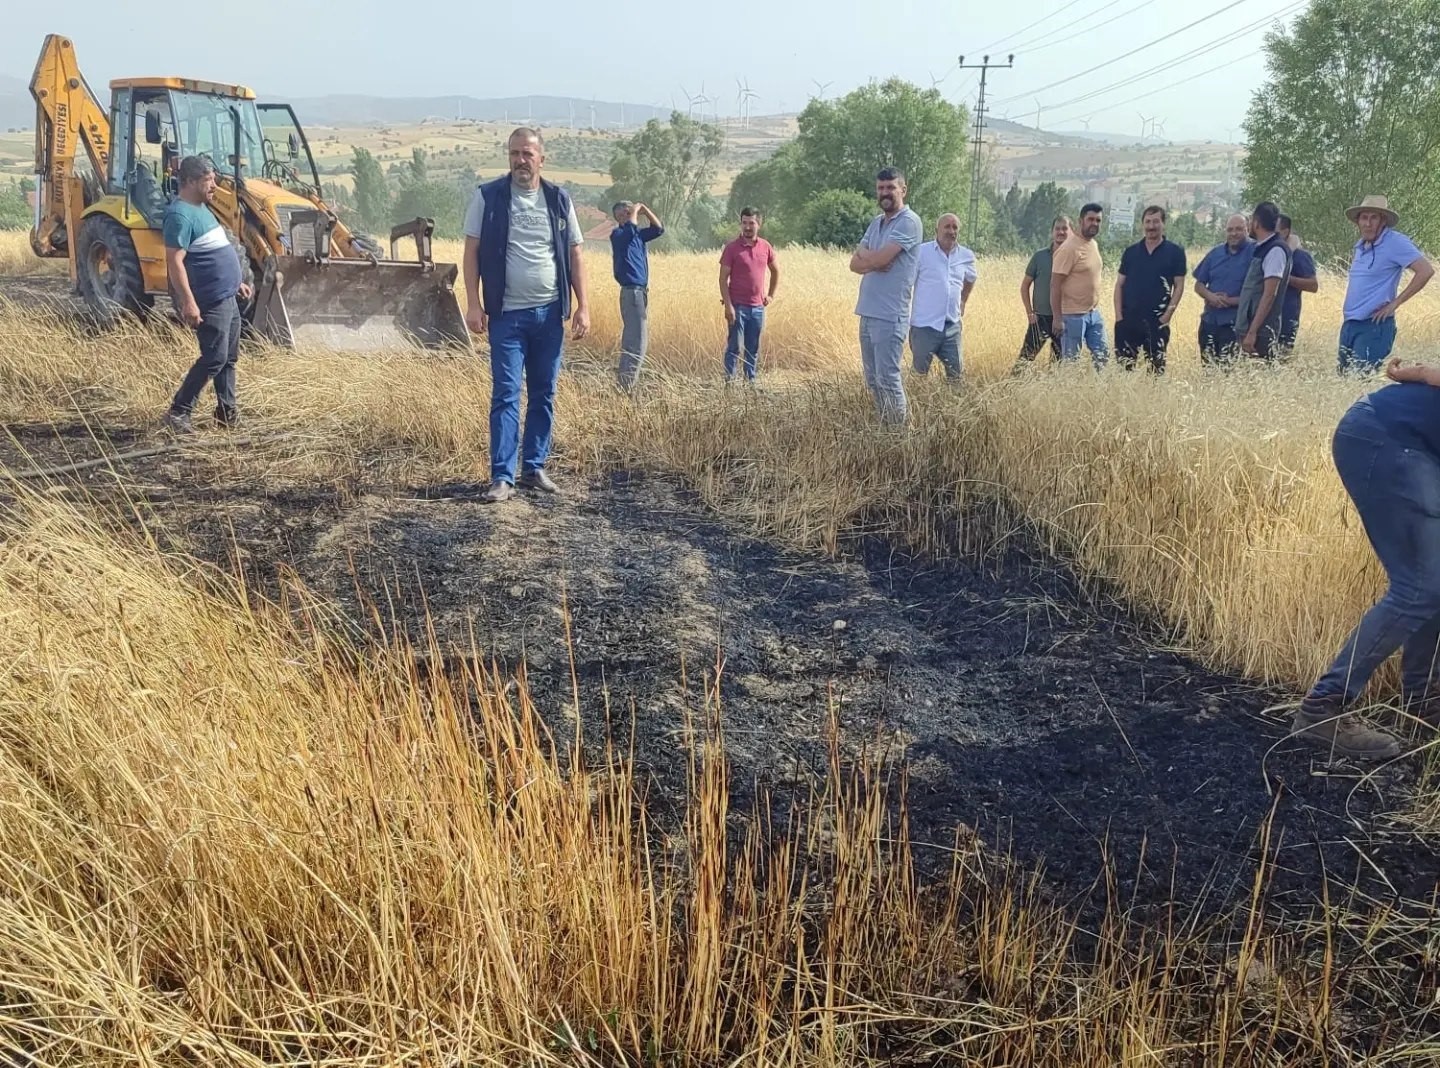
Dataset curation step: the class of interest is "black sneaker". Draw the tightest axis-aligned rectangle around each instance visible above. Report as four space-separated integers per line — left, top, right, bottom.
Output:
480 480 515 503
213 404 240 428
162 411 195 435
518 469 560 494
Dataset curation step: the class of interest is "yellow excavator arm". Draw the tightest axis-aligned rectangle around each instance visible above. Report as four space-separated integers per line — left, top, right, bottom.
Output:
30 34 111 260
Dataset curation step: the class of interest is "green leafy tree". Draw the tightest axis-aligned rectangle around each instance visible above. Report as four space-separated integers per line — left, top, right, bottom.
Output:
791 78 971 227
1015 182 1076 248
726 143 801 244
350 147 391 234
1243 0 1440 257
605 112 725 249
0 180 30 230
391 147 467 239
798 189 877 248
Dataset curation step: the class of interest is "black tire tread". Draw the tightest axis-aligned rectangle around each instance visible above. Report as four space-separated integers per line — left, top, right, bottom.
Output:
75 215 148 326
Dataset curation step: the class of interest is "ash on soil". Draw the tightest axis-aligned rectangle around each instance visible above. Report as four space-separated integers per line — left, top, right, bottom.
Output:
3 419 1437 924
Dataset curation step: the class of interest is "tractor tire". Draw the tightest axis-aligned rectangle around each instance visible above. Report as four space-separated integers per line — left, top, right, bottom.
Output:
75 215 149 327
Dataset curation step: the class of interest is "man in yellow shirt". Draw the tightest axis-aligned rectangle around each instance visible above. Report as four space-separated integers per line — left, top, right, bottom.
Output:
1049 202 1110 369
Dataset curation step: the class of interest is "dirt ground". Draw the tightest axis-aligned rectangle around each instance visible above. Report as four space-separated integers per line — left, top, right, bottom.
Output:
3 413 1437 931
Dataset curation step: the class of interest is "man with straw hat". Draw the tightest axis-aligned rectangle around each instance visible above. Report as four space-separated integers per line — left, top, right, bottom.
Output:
1337 195 1434 374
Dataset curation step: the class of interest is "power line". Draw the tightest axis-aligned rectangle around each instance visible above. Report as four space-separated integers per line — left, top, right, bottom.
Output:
1033 1 1300 116
975 0 1095 52
995 0 1259 105
1008 0 1162 57
1045 49 1263 129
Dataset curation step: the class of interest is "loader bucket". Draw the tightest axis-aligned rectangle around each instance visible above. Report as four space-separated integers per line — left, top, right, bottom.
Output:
251 255 469 352
250 216 469 352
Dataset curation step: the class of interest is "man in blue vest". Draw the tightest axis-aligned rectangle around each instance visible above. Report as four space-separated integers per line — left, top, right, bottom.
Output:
1233 201 1292 362
462 127 590 503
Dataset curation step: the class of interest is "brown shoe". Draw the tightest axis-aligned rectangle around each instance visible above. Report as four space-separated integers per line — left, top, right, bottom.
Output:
480 480 515 503
1291 695 1403 761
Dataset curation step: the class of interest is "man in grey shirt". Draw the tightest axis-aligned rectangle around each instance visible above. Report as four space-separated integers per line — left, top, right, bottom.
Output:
849 167 923 423
462 127 590 503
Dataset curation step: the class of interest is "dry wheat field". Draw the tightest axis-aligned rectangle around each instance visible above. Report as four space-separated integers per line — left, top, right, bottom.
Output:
2 227 1440 1066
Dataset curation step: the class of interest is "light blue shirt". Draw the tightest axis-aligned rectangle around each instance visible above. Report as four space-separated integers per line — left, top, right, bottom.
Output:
1343 228 1425 321
909 240 976 330
855 207 923 321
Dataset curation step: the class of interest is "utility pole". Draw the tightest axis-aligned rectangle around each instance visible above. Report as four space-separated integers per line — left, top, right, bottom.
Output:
958 53 1013 247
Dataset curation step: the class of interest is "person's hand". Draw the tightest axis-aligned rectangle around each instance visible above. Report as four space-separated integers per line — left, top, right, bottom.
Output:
762 295 772 307
237 282 253 302
1053 318 1066 338
723 303 736 325
571 305 591 340
1385 356 1432 384
1372 300 1400 322
1027 311 1038 325
180 299 202 328
1159 310 1174 327
1242 329 1258 353
1205 293 1224 310
465 306 488 334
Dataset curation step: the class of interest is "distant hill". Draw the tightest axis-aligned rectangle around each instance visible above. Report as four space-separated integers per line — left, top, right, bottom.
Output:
0 76 31 131
279 94 672 130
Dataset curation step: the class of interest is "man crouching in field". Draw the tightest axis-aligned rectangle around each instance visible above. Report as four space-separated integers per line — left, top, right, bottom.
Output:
1291 355 1440 761
161 156 251 434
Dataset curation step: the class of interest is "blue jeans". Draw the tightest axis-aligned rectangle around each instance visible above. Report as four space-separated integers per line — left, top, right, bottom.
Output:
487 300 564 484
858 315 908 423
1338 317 1397 374
1060 309 1109 369
909 322 962 379
724 304 765 380
1310 399 1440 703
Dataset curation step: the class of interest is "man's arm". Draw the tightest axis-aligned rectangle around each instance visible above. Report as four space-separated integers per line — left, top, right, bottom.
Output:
1113 273 1126 323
850 241 904 274
765 257 780 304
1020 274 1036 318
1050 272 1067 334
462 235 486 333
1160 275 1185 324
1243 277 1281 349
637 203 665 237
165 246 202 327
1386 356 1440 386
569 240 590 338
1374 256 1436 320
1288 274 1318 293
960 278 975 314
719 262 735 322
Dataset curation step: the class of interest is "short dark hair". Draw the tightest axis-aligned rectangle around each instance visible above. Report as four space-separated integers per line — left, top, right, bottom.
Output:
1277 213 1292 230
177 155 215 185
876 167 906 184
612 201 632 213
1142 204 1166 221
1081 202 1104 217
1253 201 1280 231
740 206 760 219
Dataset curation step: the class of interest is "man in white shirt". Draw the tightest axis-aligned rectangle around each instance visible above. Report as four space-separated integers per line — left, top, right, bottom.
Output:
908 212 976 381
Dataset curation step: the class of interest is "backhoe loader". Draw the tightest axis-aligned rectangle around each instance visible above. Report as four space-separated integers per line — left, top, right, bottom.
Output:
28 34 469 351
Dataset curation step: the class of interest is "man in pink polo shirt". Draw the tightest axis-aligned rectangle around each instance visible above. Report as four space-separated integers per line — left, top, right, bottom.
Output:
718 207 781 382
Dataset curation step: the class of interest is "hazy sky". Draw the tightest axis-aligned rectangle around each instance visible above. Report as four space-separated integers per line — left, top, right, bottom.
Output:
6 0 1304 141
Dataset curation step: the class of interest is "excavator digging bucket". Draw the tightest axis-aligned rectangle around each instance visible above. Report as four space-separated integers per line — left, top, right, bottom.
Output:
251 215 470 352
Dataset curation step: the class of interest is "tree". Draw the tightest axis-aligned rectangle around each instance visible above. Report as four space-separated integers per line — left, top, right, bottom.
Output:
791 79 971 227
605 112 725 249
1243 0 1440 258
0 180 29 230
350 147 391 234
1015 182 1075 248
391 147 467 239
798 189 877 248
726 143 801 244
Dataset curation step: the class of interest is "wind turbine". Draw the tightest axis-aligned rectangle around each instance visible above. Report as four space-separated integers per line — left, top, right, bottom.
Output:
1137 112 1154 142
1151 116 1167 141
812 78 833 100
1034 97 1044 131
588 101 597 132
736 78 759 128
680 84 697 117
568 100 575 131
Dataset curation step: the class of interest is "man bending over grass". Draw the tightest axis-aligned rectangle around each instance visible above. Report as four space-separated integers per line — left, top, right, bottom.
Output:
161 156 251 434
1291 356 1440 762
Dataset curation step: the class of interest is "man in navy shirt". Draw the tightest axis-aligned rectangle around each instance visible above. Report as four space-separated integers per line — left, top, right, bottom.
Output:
1276 214 1318 355
610 201 665 391
1192 213 1253 367
1291 354 1440 761
1112 205 1186 374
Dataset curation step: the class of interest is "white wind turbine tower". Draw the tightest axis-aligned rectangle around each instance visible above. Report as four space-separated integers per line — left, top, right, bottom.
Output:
1151 116 1167 141
1034 98 1044 131
1137 112 1154 142
736 78 759 128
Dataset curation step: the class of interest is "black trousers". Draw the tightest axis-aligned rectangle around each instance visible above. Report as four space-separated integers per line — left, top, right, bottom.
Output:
1198 322 1239 367
171 295 240 416
1012 314 1060 371
1115 317 1169 373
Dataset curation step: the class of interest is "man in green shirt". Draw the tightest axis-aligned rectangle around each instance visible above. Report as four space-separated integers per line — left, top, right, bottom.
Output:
1012 215 1070 373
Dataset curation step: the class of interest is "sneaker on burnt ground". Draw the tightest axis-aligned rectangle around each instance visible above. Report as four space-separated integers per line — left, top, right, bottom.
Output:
213 404 240 428
518 469 560 494
161 410 195 435
1290 694 1403 761
480 479 515 503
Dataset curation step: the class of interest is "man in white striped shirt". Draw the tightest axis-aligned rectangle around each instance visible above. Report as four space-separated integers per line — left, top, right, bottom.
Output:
909 213 977 382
